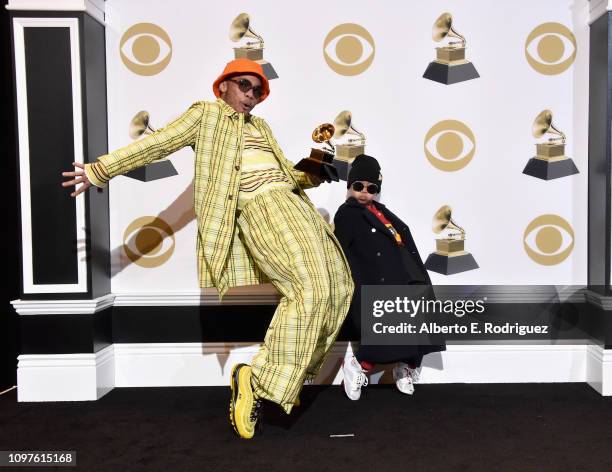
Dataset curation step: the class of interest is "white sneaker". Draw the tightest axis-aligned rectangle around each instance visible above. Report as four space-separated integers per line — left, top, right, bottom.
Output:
342 356 369 400
393 362 420 395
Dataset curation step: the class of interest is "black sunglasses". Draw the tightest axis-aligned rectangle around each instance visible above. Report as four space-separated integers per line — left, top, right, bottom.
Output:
227 78 264 100
351 181 379 194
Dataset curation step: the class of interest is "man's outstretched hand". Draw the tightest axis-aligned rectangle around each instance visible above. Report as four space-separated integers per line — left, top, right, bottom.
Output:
61 162 92 197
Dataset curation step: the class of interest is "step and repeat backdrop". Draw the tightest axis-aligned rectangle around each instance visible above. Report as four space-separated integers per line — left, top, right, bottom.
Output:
103 0 589 293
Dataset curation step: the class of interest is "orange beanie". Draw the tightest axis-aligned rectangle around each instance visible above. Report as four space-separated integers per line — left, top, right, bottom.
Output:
212 58 270 102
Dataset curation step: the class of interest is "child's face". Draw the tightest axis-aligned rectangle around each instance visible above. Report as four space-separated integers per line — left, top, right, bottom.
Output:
348 180 377 205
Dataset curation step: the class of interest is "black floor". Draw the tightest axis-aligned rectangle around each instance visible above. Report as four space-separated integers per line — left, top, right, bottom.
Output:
1 383 611 471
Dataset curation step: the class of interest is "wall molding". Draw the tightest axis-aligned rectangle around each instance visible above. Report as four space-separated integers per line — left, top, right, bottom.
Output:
102 285 590 308
584 290 612 310
589 0 612 23
9 286 598 314
11 294 115 315
6 0 105 24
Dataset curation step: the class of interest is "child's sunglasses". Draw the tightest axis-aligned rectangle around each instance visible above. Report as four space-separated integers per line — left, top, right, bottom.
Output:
351 182 379 194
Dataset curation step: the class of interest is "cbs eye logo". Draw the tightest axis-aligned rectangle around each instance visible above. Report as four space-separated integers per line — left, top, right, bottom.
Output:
424 120 476 172
523 214 574 265
323 23 375 76
120 23 172 76
525 22 576 75
123 216 175 268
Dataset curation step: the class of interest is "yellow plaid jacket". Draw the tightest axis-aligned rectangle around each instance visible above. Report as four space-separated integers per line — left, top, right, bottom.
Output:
85 98 325 299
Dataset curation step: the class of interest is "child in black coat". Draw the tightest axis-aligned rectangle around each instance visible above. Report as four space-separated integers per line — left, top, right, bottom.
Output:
334 154 445 400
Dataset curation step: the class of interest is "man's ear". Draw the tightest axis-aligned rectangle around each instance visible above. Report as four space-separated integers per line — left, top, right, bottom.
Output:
219 81 228 94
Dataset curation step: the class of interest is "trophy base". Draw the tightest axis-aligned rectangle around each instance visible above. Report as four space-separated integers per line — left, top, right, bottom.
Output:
423 61 480 84
233 48 278 79
332 158 350 181
334 144 364 181
335 143 365 160
234 47 264 61
425 252 479 275
522 157 579 180
295 149 339 181
536 143 565 159
258 61 278 80
124 160 178 182
295 159 338 181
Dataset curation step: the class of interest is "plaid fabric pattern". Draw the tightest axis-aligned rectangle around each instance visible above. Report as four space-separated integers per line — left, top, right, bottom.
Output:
237 122 293 210
237 188 354 413
85 99 323 299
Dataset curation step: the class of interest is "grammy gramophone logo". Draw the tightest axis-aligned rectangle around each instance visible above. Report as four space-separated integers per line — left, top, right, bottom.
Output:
425 205 479 275
120 23 172 76
423 12 479 85
123 216 176 268
123 111 179 182
525 23 576 75
229 13 278 79
523 109 579 180
323 23 375 76
523 215 574 265
332 110 366 180
424 120 476 172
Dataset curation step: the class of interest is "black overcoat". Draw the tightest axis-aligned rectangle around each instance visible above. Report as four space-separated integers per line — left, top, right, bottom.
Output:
334 197 445 363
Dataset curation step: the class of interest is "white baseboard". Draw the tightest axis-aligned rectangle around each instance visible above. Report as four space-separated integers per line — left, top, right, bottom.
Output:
16 342 610 401
113 342 588 387
586 344 612 395
17 344 114 402
420 344 587 384
114 343 263 387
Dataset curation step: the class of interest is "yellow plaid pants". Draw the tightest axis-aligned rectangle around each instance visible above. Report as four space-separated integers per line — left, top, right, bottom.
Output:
237 188 354 413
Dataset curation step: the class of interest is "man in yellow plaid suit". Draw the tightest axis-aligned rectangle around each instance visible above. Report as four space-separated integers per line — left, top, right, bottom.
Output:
62 59 354 439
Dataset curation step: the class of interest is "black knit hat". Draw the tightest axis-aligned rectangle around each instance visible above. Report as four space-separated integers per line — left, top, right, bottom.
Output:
347 154 382 191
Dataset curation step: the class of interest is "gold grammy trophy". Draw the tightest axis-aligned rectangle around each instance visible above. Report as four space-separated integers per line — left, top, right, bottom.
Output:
423 12 479 85
424 205 479 275
229 13 278 79
332 110 366 181
522 110 579 180
294 123 339 182
124 111 178 182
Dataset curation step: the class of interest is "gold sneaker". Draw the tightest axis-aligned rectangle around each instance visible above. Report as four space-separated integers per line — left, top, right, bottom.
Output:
229 363 262 439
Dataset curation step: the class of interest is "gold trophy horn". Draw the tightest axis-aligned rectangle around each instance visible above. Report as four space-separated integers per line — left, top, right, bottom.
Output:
333 110 366 145
229 12 264 49
312 123 335 153
432 205 465 240
129 111 156 140
312 123 334 142
433 12 466 48
532 109 566 145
